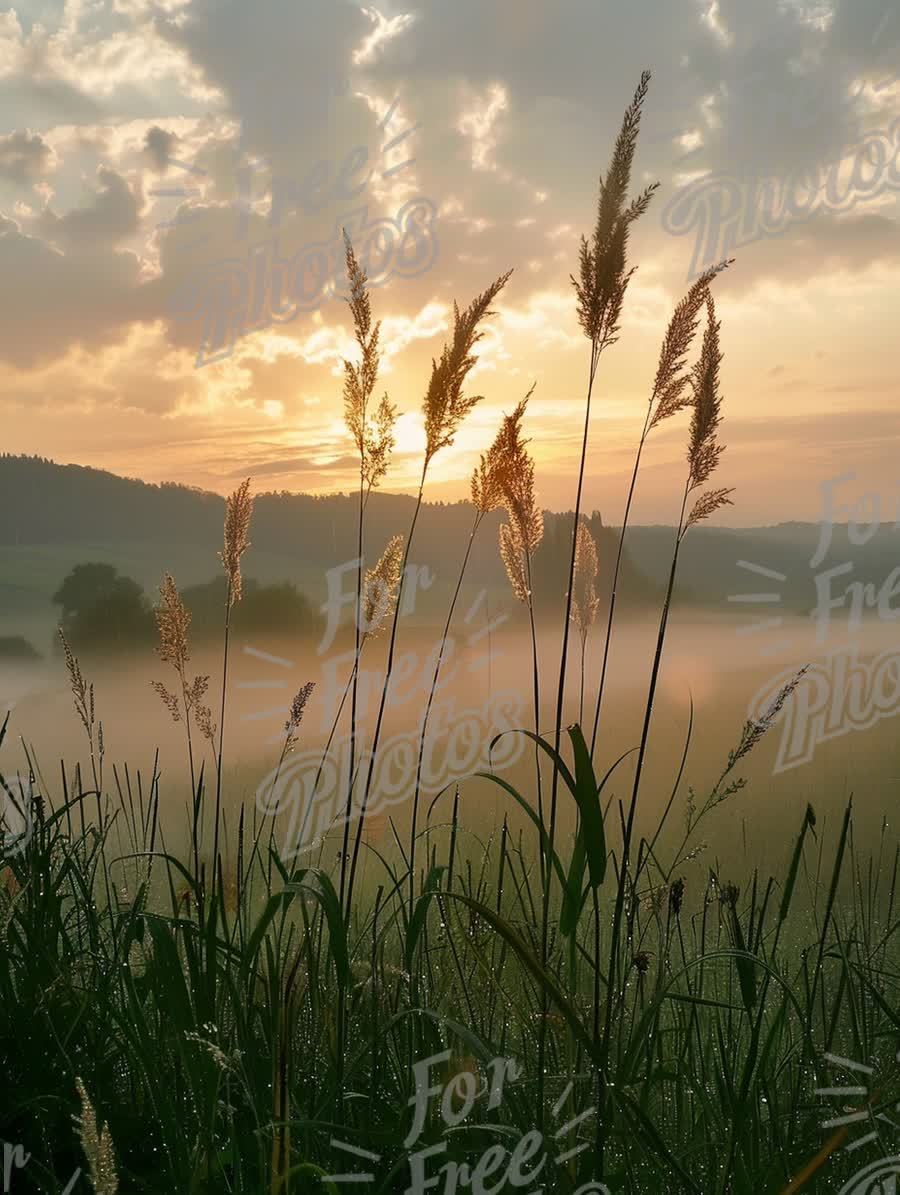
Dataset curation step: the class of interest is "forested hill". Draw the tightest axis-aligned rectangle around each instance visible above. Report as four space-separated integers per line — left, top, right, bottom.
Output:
0 455 657 611
8 454 893 614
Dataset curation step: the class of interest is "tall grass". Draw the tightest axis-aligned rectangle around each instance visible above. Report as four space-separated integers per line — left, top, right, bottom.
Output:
1 72 898 1195
2 710 899 1191
344 269 511 935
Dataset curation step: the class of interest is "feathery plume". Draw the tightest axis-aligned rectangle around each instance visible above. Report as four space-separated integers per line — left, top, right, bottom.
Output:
74 1077 118 1194
470 451 503 516
221 478 252 606
195 703 217 746
58 626 103 788
570 519 600 636
686 670 808 836
572 71 658 350
471 385 534 515
731 667 809 767
363 392 397 493
58 627 91 737
154 572 190 668
649 261 732 430
284 681 316 753
684 294 734 531
362 535 405 635
685 486 733 530
493 392 543 606
150 681 181 723
687 294 725 490
187 674 210 711
344 232 375 361
495 396 543 558
499 522 530 603
423 271 512 465
343 233 396 492
343 239 377 461
151 574 211 738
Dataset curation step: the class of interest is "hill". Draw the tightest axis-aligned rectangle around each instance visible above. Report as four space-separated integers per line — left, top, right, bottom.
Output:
0 455 658 645
5 454 894 649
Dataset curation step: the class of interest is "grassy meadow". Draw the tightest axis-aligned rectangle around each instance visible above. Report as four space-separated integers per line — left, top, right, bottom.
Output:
2 72 899 1195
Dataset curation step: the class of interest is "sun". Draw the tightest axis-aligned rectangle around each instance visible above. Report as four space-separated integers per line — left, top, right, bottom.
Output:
392 410 426 458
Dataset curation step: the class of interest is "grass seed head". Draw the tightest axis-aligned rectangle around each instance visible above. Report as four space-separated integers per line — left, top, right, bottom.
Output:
684 294 734 531
573 71 658 351
571 519 600 635
363 535 405 635
74 1077 118 1194
499 521 530 603
154 572 191 669
284 681 316 751
221 478 252 606
423 271 512 465
649 262 732 430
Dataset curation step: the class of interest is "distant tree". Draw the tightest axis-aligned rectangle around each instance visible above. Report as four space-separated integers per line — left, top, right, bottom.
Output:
528 513 659 617
53 564 120 621
53 563 155 650
241 581 317 635
182 576 317 638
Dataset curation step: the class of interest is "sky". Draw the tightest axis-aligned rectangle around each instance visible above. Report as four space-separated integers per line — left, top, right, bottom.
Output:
0 0 898 526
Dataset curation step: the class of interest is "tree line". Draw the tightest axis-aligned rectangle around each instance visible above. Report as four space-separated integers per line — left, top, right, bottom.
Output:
52 563 317 653
0 455 659 612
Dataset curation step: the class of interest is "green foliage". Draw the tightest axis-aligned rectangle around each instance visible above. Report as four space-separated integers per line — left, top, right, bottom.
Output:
0 456 663 617
181 575 318 638
1 758 898 1194
52 562 155 651
4 69 897 1195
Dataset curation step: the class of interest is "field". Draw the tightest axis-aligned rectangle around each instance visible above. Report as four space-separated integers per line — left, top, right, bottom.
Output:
3 669 899 1193
2 73 899 1195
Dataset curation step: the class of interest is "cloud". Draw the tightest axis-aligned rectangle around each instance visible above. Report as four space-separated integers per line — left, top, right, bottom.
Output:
457 83 510 171
0 0 213 129
702 0 734 49
0 0 896 518
238 301 450 378
0 9 25 79
495 289 581 350
37 166 143 248
226 453 359 479
354 7 417 67
152 0 366 149
0 215 144 367
0 130 54 184
143 125 178 171
715 210 900 289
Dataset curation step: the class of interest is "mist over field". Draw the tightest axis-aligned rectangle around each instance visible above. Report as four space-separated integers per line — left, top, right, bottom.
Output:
2 4 899 1183
4 459 899 883
5 598 897 869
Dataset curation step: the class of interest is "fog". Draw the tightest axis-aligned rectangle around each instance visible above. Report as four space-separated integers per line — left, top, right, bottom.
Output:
3 611 897 877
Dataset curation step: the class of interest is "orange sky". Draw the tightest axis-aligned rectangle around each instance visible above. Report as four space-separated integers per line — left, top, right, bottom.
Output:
1 0 898 525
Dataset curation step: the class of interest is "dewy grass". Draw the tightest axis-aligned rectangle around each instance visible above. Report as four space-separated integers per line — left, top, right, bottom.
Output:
2 757 899 1192
1 74 898 1195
